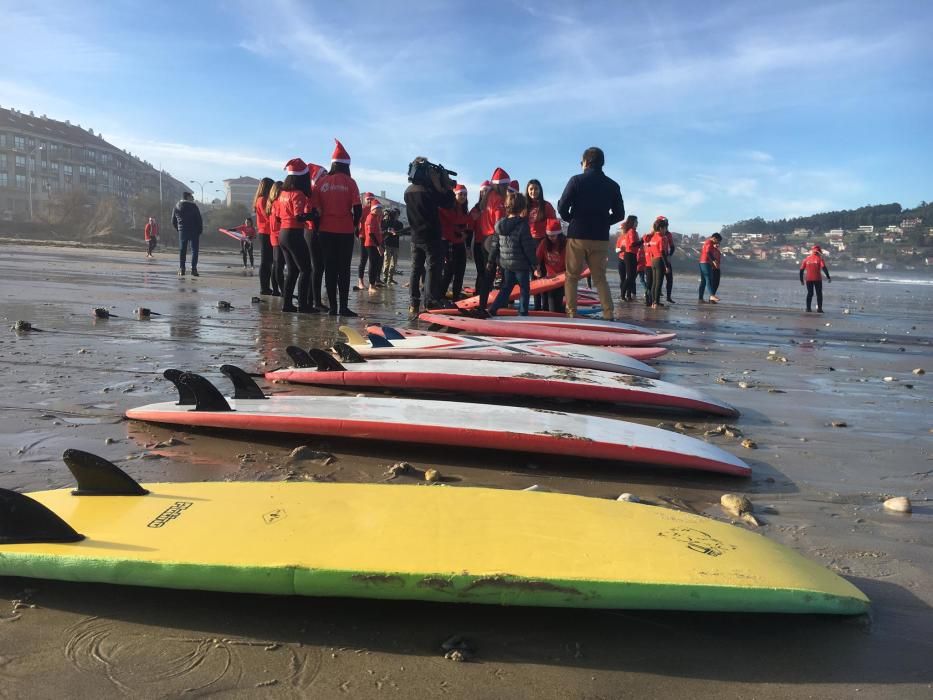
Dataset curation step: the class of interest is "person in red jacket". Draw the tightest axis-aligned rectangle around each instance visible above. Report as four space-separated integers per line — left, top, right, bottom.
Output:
364 200 384 292
253 178 275 294
698 232 722 303
526 179 556 310
311 139 363 316
536 218 567 312
472 168 509 300
799 245 831 312
144 216 159 257
356 192 376 291
272 158 316 313
613 215 640 301
636 242 648 301
642 217 668 308
440 183 472 299
229 217 257 269
265 181 284 297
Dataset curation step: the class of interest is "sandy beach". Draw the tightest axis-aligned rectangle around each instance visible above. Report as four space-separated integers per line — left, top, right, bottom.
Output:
0 241 930 698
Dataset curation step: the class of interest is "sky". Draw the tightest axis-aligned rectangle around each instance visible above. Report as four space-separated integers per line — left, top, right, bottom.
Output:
1 0 931 232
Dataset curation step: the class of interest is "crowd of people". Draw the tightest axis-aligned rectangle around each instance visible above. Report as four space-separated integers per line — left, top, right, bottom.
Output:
151 143 834 315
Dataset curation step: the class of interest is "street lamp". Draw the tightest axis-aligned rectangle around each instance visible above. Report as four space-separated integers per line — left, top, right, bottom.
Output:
27 144 44 221
189 179 213 203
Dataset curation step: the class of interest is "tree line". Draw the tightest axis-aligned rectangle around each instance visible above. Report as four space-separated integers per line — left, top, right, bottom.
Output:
721 201 932 237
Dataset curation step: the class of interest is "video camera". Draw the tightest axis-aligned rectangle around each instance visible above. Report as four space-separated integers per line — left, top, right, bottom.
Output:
407 158 457 188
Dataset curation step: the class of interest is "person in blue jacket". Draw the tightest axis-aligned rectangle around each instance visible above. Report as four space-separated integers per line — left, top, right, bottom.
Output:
172 192 203 277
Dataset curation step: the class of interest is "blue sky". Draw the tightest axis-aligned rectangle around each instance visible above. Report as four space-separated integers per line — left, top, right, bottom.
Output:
2 0 931 232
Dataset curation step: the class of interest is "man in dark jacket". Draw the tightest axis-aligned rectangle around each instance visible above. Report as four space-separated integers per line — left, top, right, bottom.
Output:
172 192 204 276
403 158 456 317
557 147 625 319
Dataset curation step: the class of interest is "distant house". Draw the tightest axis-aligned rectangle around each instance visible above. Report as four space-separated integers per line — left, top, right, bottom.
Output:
885 225 902 234
751 247 769 260
827 229 845 239
900 217 922 229
779 250 797 260
791 228 811 238
223 176 260 209
857 225 874 234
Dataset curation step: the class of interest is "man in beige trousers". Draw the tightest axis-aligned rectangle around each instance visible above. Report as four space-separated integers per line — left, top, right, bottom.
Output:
557 147 625 319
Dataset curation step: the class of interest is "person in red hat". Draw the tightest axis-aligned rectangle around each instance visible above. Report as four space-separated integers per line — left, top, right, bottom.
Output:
536 218 567 312
303 163 328 310
472 168 509 298
272 158 316 313
311 139 363 316
252 178 277 294
440 183 472 299
508 179 521 194
363 199 384 292
799 245 831 312
557 147 625 319
356 192 376 290
265 181 285 296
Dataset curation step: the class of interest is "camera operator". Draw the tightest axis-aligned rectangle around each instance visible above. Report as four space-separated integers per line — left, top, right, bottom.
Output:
403 156 457 317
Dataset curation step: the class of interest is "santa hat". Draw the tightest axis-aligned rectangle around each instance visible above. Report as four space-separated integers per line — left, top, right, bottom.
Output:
479 180 491 192
284 157 309 176
363 191 375 202
371 200 383 211
811 245 822 252
508 180 520 193
545 219 563 238
655 215 668 224
309 163 327 185
490 167 510 185
453 183 467 195
331 139 351 165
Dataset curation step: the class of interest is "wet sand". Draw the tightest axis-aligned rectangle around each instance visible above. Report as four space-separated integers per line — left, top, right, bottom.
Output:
0 242 930 698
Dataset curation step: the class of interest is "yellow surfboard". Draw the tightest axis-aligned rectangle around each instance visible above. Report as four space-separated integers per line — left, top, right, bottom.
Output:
0 451 867 615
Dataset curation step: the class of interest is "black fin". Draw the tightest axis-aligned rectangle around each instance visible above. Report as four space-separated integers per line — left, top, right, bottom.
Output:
308 348 347 371
380 326 405 341
366 333 393 349
286 346 316 368
163 369 197 405
0 489 85 544
334 342 367 362
220 364 267 400
178 373 233 412
62 449 149 496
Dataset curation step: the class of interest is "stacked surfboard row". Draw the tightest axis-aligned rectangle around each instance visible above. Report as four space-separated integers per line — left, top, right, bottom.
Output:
0 276 869 615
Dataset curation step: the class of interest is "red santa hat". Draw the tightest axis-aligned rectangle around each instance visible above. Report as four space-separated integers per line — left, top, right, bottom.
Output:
508 179 520 193
331 139 351 165
362 191 375 202
453 183 467 195
811 245 822 253
545 219 563 238
308 163 327 185
490 167 510 185
371 200 383 211
479 180 491 192
284 157 309 176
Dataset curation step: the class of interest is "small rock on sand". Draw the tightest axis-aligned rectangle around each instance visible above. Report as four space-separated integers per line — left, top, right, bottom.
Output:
288 446 334 463
883 376 895 382
912 368 925 375
721 493 753 517
424 468 440 483
831 420 848 428
883 496 911 513
616 493 640 503
741 439 758 449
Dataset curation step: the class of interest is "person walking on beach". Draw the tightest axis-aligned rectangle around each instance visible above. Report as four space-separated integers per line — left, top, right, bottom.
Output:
312 140 363 316
698 233 722 303
144 216 159 258
171 192 203 276
230 217 256 269
799 244 831 312
557 147 625 320
356 192 376 291
253 178 275 294
488 193 538 316
614 215 640 301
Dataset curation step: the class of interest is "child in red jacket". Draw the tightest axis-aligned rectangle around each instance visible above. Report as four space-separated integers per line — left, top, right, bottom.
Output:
535 218 567 312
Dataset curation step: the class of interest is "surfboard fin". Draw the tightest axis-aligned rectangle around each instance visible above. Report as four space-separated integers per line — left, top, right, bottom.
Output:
178 373 233 412
365 333 393 349
220 364 267 400
163 369 197 406
0 488 85 544
286 346 316 368
62 449 149 496
338 325 365 345
333 342 367 362
380 326 405 341
308 348 347 372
